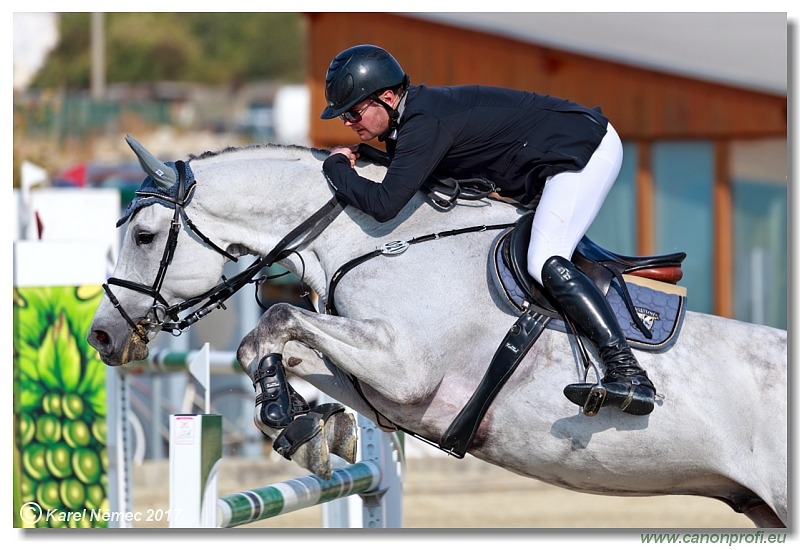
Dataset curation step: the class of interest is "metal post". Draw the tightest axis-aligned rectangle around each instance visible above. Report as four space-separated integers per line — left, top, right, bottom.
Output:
90 13 105 100
322 411 404 528
105 368 132 527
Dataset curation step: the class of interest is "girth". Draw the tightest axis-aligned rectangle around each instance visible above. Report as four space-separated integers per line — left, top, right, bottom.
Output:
440 307 550 458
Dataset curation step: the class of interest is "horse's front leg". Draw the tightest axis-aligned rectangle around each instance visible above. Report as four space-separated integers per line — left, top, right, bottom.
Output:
236 303 423 478
236 335 357 479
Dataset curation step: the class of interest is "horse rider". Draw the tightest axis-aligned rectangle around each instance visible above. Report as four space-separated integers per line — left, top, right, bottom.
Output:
319 44 656 416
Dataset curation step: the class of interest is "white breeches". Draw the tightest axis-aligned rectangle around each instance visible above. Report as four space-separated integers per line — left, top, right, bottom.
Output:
527 122 623 284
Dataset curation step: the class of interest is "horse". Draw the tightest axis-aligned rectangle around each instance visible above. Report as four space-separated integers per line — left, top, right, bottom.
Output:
87 135 788 528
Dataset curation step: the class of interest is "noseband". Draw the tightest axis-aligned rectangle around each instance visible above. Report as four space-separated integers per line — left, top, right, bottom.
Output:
102 160 344 343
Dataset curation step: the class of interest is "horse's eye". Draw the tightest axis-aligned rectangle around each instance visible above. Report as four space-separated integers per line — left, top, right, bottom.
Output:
136 232 155 245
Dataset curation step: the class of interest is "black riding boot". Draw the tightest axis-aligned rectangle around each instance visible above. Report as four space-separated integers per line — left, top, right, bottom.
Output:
540 256 656 416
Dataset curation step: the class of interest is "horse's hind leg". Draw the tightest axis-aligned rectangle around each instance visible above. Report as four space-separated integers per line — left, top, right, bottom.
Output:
743 503 786 528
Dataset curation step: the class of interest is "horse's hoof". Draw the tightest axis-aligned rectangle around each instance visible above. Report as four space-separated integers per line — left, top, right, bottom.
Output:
292 429 332 479
302 403 357 464
268 402 357 478
324 411 358 464
274 415 332 479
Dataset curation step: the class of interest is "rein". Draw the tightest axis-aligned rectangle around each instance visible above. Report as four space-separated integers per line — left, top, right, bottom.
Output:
103 161 344 342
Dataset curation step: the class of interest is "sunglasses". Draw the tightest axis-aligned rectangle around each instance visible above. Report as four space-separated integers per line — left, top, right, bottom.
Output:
339 101 374 123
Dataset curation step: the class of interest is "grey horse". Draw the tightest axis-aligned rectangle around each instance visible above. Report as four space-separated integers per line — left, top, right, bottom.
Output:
88 136 788 527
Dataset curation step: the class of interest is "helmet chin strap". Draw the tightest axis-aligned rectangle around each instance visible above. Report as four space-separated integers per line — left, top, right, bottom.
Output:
371 92 404 142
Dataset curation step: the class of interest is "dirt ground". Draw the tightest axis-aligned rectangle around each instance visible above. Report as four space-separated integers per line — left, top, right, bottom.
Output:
130 447 754 530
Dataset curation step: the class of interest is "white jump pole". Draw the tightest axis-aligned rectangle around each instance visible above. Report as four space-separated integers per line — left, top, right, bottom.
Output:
167 344 222 528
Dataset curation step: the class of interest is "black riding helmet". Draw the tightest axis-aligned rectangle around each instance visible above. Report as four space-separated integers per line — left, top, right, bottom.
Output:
320 44 408 120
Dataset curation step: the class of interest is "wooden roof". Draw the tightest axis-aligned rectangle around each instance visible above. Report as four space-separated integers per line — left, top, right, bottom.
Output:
305 12 786 148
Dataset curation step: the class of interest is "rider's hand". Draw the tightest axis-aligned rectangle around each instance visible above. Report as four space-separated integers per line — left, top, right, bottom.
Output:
329 146 359 168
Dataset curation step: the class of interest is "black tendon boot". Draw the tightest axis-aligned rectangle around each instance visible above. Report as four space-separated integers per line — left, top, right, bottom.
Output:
540 256 656 416
253 353 310 431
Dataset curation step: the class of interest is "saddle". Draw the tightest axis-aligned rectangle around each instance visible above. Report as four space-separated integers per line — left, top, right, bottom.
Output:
495 212 687 350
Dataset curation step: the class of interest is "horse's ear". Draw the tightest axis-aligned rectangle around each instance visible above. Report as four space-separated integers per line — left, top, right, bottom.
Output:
126 134 177 190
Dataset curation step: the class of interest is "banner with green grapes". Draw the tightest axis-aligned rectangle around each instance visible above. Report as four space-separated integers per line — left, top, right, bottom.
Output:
13 285 108 528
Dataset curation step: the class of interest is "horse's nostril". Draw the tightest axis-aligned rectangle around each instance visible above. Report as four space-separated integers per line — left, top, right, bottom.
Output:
93 330 110 345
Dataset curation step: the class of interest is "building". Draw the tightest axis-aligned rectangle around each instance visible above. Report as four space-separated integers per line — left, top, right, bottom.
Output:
304 12 788 329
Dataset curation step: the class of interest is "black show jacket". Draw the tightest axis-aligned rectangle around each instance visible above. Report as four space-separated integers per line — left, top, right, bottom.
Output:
323 84 609 222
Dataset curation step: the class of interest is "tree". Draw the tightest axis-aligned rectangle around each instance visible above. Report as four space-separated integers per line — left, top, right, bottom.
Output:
31 13 306 89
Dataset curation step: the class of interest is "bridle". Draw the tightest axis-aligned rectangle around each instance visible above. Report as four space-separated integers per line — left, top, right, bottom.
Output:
102 160 344 343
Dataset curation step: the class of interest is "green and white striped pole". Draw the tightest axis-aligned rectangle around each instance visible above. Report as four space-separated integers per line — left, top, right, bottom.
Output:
217 461 382 528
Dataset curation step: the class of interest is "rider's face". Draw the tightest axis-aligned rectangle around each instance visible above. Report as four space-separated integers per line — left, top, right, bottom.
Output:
340 91 395 141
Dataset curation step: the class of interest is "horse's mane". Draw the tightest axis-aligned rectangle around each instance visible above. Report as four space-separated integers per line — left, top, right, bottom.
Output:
188 142 331 163
186 142 390 178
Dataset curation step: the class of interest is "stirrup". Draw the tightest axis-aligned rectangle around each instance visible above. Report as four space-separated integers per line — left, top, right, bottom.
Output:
583 385 607 416
564 377 655 416
564 362 607 416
